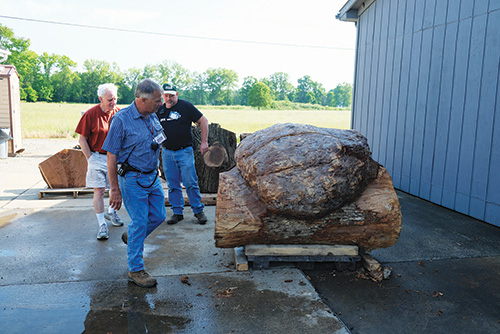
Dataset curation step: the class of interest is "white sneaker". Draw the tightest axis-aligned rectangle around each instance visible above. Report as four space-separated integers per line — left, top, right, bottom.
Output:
97 224 109 240
104 211 124 226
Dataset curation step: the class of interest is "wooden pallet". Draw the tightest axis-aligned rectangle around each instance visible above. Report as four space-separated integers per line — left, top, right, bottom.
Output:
165 192 217 206
233 244 360 271
38 187 107 199
38 187 217 205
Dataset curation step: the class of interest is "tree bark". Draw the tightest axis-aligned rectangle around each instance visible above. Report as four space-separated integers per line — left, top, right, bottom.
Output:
192 123 237 193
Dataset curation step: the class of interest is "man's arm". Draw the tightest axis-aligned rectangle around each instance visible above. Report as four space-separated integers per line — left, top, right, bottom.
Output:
107 152 122 211
196 115 209 155
78 135 92 159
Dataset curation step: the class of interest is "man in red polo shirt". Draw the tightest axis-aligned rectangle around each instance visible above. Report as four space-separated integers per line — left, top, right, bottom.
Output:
76 83 124 240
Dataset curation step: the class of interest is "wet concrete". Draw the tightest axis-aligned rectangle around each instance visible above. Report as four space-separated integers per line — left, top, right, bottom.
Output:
305 191 500 334
0 139 349 334
2 139 500 333
1 270 346 333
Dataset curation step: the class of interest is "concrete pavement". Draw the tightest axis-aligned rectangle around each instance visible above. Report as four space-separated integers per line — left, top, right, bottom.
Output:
0 139 348 334
305 191 500 334
1 139 500 333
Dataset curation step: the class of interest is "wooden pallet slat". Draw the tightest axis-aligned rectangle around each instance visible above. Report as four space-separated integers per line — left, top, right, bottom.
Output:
38 187 107 199
232 244 361 270
234 247 249 271
39 186 217 205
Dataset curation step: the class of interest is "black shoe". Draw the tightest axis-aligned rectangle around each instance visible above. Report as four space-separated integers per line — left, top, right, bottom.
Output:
121 231 128 245
167 214 184 225
195 212 207 225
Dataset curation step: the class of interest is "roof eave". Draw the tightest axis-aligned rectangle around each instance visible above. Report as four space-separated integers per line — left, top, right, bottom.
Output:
336 0 376 22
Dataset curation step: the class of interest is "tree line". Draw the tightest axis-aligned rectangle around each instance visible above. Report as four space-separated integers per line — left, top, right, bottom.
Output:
0 24 352 108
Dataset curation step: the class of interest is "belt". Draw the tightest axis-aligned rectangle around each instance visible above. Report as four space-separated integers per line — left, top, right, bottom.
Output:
164 144 192 151
92 151 107 155
127 165 156 174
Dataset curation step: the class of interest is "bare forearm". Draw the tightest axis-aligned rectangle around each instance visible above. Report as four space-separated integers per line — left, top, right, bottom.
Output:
107 152 122 210
78 135 92 159
198 116 209 155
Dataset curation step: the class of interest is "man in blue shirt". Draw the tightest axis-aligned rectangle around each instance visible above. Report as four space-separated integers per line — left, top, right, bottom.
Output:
157 83 209 225
103 79 166 288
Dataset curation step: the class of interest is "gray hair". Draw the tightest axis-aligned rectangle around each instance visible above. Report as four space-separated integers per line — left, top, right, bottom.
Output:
135 79 163 99
97 83 118 97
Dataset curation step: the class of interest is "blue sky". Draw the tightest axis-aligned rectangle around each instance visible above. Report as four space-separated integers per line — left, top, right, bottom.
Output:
0 0 357 90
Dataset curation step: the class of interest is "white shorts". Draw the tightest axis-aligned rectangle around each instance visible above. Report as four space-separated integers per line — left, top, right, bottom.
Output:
86 152 110 189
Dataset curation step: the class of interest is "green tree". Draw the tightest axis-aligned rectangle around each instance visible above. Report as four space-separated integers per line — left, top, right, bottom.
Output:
141 64 159 83
119 67 143 103
296 75 314 103
248 82 272 110
79 59 120 103
325 90 336 107
311 80 326 106
158 60 192 91
296 75 325 105
0 24 40 101
185 72 208 105
34 52 61 101
237 76 257 105
205 68 238 105
332 82 353 107
265 72 295 101
51 60 80 102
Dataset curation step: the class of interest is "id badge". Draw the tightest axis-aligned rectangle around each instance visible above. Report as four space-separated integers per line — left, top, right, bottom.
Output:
154 131 167 145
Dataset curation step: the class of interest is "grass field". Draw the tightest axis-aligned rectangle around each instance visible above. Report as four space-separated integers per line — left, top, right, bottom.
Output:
21 102 351 139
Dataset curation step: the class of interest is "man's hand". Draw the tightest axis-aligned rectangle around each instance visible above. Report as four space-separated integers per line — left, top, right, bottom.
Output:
200 141 209 155
109 188 123 211
107 152 122 210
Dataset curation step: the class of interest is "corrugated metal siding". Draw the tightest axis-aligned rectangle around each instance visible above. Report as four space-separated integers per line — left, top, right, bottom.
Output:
352 0 500 226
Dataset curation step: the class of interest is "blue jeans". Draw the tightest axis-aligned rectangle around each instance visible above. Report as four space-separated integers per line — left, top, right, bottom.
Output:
161 146 204 215
119 171 166 272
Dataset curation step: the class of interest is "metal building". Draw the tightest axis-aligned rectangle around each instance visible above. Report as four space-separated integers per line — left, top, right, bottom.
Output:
338 0 500 227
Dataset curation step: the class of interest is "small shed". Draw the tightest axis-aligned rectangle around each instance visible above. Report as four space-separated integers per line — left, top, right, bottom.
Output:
0 65 23 156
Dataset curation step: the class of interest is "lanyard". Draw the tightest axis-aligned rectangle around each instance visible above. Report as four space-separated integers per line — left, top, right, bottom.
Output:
141 117 154 137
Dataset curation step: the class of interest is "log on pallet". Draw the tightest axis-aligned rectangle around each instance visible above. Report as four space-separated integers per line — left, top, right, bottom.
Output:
38 149 87 189
215 123 402 251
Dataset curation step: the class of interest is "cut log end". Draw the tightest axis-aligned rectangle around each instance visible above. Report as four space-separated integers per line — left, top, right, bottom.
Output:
38 149 87 189
203 144 228 167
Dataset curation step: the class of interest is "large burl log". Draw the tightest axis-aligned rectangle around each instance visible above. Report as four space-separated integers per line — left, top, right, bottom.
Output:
214 123 402 250
235 123 379 218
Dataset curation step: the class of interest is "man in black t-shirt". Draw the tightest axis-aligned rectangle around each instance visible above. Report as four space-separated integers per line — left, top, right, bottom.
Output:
156 83 209 225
